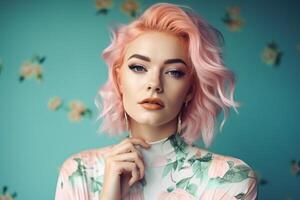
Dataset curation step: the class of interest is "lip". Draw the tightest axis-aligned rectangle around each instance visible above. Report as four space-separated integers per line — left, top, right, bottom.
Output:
139 97 165 110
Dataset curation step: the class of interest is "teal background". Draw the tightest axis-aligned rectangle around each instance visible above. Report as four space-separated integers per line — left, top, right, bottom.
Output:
0 0 300 199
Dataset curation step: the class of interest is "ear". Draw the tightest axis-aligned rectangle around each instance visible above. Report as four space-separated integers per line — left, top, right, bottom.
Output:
115 67 123 94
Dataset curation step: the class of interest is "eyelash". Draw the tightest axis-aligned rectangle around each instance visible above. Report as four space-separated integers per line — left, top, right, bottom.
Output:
128 64 186 78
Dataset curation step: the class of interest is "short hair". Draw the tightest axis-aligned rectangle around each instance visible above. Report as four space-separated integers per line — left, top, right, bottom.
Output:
95 3 241 148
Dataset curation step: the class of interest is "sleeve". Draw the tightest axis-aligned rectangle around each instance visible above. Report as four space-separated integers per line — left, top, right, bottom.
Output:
55 166 75 200
221 163 258 200
241 172 258 200
54 156 92 200
200 156 258 200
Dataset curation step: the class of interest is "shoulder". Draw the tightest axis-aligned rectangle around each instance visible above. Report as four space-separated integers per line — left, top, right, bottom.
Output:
55 145 114 197
190 146 258 199
189 145 256 174
58 145 113 177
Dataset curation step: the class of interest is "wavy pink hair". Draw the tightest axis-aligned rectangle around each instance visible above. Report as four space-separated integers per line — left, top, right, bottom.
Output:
95 3 241 148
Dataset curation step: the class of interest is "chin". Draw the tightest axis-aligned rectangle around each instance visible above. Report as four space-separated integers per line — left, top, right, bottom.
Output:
133 114 173 127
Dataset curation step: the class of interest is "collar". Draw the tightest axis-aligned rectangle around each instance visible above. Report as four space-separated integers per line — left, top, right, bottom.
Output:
131 133 189 168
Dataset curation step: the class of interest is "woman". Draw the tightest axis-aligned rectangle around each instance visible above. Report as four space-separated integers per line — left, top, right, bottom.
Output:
55 3 257 200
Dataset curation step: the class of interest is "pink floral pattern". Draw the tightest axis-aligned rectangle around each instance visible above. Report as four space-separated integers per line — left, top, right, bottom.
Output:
208 157 230 179
159 188 195 200
55 135 257 199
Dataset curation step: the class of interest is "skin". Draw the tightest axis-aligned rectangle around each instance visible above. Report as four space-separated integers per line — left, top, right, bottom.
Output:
117 31 194 142
100 31 194 199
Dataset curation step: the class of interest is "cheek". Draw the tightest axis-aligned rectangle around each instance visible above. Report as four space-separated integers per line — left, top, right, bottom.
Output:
165 81 190 104
120 70 143 105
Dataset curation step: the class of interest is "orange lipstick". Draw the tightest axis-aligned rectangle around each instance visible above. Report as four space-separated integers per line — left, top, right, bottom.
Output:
139 97 165 110
140 103 164 110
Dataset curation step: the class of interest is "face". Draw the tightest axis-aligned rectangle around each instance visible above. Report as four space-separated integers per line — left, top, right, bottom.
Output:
116 31 193 127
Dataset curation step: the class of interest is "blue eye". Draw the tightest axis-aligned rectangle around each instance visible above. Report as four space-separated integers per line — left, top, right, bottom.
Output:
167 70 186 78
128 64 147 72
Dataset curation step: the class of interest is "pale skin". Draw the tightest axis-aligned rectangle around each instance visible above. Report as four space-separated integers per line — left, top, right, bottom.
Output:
100 31 194 199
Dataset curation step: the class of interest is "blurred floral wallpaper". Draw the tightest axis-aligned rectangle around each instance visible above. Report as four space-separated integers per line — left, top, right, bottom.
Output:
0 0 299 199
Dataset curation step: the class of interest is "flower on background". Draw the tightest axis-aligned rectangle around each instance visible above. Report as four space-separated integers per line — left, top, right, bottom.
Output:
68 100 93 122
121 0 140 18
68 110 82 122
0 186 17 200
158 188 195 200
69 100 86 113
32 63 43 80
48 96 63 111
20 61 34 79
261 41 283 67
222 5 245 32
68 100 85 122
19 54 46 82
95 0 113 15
48 97 92 122
290 160 300 176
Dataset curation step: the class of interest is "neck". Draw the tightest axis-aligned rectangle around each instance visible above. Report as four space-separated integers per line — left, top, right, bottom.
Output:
128 117 178 143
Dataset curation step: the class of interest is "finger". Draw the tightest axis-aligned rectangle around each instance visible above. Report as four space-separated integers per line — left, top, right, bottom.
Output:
130 137 152 149
115 162 140 186
129 165 140 186
111 142 140 156
112 152 145 178
121 137 151 149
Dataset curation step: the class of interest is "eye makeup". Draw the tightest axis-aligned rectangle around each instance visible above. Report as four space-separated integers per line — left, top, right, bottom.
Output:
128 63 186 79
128 64 147 72
166 69 186 78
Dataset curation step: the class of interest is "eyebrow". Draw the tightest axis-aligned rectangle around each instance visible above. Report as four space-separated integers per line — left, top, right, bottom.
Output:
128 54 187 66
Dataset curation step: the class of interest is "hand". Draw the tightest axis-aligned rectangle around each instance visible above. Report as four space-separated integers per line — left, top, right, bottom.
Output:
99 137 151 200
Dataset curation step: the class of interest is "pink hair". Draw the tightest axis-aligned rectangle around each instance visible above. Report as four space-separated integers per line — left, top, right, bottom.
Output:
95 3 241 148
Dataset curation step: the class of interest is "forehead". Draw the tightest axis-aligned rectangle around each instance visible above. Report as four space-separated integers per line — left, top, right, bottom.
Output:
124 31 188 62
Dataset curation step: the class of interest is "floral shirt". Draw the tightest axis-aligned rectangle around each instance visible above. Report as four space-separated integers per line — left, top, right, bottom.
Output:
55 134 258 200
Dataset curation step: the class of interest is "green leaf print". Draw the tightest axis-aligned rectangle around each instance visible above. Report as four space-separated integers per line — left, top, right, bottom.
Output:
90 177 103 193
176 177 191 189
192 160 201 173
162 134 190 178
169 134 188 156
173 160 178 171
198 152 213 162
195 166 204 179
186 183 198 195
68 158 88 186
188 152 212 167
177 158 185 170
227 160 234 168
234 164 252 172
224 166 250 182
167 185 175 192
163 162 174 178
235 192 246 199
212 163 251 184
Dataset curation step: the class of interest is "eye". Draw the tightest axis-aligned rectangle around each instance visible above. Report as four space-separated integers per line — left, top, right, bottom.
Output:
166 70 186 78
128 64 147 72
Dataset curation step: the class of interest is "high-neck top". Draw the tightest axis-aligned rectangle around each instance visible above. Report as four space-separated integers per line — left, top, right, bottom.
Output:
55 133 258 200
134 135 178 168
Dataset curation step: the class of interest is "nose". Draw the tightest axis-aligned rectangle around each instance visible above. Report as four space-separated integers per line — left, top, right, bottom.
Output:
147 72 163 93
147 83 163 93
